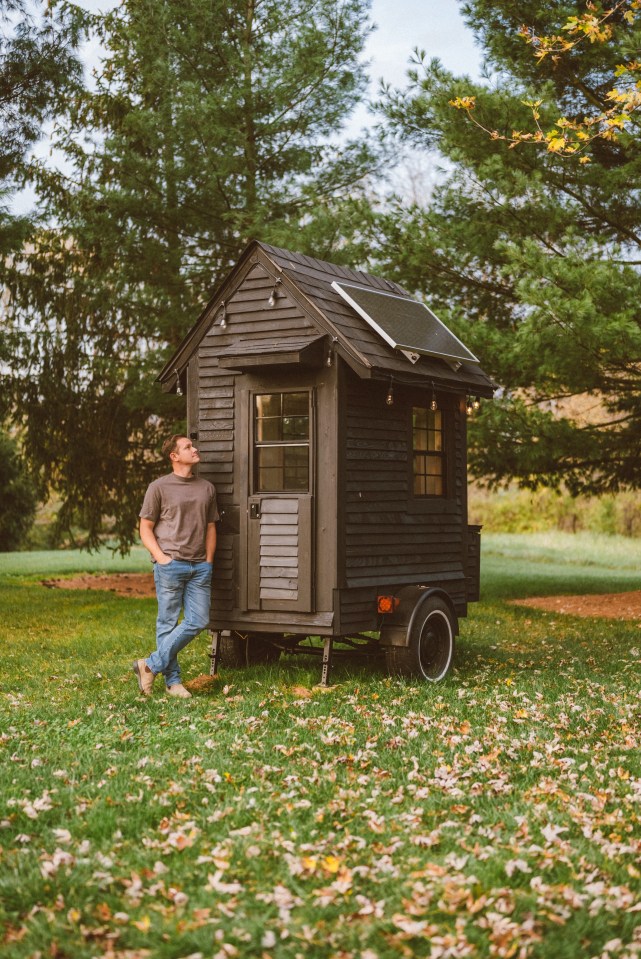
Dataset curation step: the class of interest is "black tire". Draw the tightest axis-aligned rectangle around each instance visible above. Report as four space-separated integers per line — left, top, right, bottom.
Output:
385 596 455 681
217 631 282 668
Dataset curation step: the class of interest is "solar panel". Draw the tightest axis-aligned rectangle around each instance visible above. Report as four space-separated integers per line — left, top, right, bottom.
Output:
331 281 479 368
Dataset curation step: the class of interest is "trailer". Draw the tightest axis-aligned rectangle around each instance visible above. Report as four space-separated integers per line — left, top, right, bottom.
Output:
158 241 495 684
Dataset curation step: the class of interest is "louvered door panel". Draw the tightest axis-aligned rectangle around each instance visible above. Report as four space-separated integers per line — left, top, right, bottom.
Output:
248 495 313 611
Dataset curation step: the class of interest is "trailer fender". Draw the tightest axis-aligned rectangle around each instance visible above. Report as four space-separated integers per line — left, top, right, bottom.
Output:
379 585 459 648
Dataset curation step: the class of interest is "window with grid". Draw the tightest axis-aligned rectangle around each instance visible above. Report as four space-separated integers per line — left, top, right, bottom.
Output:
412 407 445 497
254 391 310 492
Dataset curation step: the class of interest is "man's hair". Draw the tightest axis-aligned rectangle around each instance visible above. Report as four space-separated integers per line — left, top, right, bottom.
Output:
161 434 187 460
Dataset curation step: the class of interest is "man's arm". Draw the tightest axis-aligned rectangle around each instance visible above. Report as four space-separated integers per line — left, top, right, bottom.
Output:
205 522 217 564
140 518 171 564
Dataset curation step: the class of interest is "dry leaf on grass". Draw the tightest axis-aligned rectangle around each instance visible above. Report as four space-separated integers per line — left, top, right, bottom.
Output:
184 674 219 693
289 685 314 698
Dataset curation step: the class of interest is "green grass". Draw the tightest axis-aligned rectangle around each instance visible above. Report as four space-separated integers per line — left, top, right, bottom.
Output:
482 530 641 599
0 545 150 577
1 533 640 958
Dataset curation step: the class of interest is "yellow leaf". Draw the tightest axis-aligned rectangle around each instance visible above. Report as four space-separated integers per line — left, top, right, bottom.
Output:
606 88 629 103
133 915 151 933
323 855 341 874
547 136 567 152
606 115 629 129
448 96 476 111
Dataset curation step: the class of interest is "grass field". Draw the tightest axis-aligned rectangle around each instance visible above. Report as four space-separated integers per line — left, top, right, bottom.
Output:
1 533 640 959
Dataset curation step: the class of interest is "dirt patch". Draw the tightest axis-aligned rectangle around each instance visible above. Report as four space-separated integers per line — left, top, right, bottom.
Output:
42 572 156 598
41 574 641 621
510 591 641 620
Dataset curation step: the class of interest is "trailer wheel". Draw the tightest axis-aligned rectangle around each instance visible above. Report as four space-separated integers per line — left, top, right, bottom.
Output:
218 631 282 668
385 596 455 681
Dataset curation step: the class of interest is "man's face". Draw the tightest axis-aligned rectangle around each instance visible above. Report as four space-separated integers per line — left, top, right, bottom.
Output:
172 437 200 466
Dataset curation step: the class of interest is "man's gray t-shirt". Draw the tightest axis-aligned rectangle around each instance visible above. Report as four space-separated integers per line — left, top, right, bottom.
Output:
139 473 219 562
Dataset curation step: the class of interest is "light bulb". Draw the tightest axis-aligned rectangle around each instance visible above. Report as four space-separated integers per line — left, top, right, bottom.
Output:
268 279 281 306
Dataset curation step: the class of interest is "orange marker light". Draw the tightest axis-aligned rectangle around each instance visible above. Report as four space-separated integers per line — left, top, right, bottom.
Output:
377 595 399 614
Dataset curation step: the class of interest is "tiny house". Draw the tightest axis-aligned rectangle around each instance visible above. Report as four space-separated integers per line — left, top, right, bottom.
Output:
158 241 495 683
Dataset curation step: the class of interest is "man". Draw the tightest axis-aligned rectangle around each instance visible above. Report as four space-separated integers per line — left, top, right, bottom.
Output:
133 434 219 699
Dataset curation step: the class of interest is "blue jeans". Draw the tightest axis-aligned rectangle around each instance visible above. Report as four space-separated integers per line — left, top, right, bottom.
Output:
147 560 212 688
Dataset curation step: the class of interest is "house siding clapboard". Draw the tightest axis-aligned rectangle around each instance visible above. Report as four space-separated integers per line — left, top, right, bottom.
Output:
337 374 469 631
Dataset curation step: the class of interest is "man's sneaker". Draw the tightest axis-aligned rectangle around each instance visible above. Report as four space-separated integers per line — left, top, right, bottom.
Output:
166 683 192 699
133 659 155 696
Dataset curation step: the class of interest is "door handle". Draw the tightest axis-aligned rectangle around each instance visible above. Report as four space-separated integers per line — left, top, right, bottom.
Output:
250 503 261 519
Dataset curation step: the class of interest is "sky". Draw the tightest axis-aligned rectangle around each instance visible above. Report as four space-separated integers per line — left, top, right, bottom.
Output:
351 0 481 194
367 0 481 90
341 0 481 137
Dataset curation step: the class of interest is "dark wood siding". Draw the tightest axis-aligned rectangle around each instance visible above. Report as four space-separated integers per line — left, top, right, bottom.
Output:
337 374 468 632
198 369 235 613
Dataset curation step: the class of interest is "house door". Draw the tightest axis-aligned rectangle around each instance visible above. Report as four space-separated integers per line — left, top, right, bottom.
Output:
247 389 314 612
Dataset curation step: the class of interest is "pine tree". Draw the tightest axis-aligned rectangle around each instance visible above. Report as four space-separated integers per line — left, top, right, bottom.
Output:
0 430 38 551
376 0 641 495
4 0 379 549
0 1 80 527
0 1 80 258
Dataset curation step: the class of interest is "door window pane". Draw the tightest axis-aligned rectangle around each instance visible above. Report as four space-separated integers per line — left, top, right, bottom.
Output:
254 392 310 492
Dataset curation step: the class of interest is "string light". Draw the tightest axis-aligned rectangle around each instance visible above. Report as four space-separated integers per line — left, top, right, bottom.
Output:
326 336 338 368
174 368 183 396
268 278 282 307
430 382 438 412
466 398 474 415
219 301 227 329
386 377 394 406
473 396 481 411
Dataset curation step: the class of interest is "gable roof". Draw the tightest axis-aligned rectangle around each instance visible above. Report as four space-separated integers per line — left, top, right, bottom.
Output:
158 240 495 396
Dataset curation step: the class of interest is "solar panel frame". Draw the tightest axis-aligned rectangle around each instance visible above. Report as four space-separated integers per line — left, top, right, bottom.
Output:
331 281 479 367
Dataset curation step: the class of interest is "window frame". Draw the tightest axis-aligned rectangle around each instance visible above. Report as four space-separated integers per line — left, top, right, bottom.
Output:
411 405 445 498
408 400 457 505
252 389 312 494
